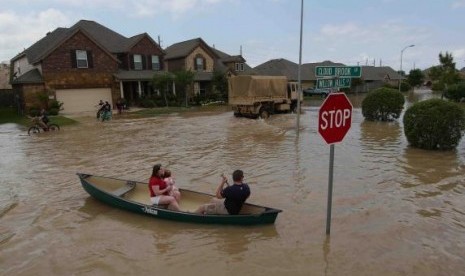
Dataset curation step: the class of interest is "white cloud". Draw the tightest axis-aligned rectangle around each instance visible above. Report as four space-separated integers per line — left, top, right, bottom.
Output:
127 0 226 18
452 48 465 62
0 9 71 62
451 0 465 8
320 22 363 37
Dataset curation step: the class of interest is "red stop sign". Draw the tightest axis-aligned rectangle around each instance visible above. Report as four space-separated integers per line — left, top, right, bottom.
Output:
318 93 353 144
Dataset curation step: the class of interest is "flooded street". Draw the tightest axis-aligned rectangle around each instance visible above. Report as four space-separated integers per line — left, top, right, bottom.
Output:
1 90 465 275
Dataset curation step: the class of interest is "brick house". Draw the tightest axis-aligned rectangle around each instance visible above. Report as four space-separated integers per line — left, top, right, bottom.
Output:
10 20 164 114
164 37 254 99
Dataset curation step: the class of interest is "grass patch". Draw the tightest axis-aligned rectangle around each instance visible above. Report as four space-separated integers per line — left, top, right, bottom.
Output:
0 107 26 125
0 107 78 126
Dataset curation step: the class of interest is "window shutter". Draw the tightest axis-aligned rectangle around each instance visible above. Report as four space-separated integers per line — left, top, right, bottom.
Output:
147 55 152 70
142 55 147 70
203 57 206 70
130 55 134 70
194 57 197 70
87 50 93 68
70 50 77 68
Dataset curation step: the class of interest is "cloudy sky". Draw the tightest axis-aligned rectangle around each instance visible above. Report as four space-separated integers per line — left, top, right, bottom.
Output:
1 0 465 72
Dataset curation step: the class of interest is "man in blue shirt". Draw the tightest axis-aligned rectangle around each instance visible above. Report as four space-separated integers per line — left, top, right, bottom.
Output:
194 170 250 215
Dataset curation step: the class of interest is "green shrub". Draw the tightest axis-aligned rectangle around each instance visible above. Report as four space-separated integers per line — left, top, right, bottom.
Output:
139 99 156 108
400 81 411 92
382 83 397 89
48 108 59 115
49 100 63 110
362 87 405 121
28 104 41 116
431 81 444 91
403 98 465 150
444 82 465 102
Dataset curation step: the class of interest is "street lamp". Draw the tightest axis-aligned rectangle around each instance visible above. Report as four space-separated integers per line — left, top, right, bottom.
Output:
399 44 415 92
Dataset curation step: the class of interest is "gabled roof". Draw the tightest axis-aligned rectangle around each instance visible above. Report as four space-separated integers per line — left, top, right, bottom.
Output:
302 60 346 80
20 27 69 64
126 33 164 54
211 48 254 74
253 58 299 79
13 20 162 65
69 20 129 53
164 37 219 60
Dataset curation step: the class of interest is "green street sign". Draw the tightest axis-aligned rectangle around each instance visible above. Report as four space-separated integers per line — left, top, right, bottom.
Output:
316 77 352 89
315 66 362 77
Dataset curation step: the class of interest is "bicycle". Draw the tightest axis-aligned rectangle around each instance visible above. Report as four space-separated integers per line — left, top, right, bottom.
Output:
28 117 60 135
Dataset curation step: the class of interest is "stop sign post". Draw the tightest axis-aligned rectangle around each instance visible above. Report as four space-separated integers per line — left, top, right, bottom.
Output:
318 93 353 234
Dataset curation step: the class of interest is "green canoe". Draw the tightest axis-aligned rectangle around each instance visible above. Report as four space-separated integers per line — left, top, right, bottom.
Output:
77 173 282 225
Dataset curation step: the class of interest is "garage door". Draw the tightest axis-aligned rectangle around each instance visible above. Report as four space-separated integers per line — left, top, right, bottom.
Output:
56 88 112 114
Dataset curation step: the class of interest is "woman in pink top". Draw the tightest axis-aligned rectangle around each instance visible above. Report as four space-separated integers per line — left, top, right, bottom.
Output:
148 164 180 211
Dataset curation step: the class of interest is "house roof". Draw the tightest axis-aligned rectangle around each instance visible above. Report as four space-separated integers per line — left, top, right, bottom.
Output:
11 68 44 84
211 48 254 74
253 59 345 80
164 37 219 60
253 59 401 81
253 58 300 79
14 20 162 65
302 60 346 80
360 66 402 81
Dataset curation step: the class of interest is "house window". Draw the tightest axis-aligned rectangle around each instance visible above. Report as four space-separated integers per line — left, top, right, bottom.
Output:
152 55 160 70
235 62 244 72
76 50 88 68
195 57 204 71
134 54 142 70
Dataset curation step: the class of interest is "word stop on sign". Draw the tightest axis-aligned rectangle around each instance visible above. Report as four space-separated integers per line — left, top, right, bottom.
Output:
320 109 351 130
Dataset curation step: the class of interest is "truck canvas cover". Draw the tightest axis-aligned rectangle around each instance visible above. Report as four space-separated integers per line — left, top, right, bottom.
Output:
228 75 288 105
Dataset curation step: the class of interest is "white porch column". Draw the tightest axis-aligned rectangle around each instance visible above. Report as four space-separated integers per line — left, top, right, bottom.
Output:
119 81 124 98
138 81 142 97
172 81 176 96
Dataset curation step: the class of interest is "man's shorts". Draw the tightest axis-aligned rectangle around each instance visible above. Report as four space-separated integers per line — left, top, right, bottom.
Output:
204 198 228 215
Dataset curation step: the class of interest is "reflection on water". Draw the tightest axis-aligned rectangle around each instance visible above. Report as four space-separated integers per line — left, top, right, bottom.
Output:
1 89 465 275
399 147 463 185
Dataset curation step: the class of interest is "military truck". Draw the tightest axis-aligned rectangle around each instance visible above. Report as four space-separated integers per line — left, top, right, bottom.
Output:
228 75 301 119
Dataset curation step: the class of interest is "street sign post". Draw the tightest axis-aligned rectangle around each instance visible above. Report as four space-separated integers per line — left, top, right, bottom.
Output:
318 93 353 234
316 77 352 89
315 66 362 77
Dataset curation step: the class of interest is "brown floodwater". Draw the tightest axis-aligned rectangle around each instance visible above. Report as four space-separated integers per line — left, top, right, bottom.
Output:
1 89 464 275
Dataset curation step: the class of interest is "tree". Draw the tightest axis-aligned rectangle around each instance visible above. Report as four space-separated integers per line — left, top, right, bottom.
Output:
407 68 424 87
428 51 461 91
211 70 228 102
152 72 174 107
174 70 195 107
444 82 465 102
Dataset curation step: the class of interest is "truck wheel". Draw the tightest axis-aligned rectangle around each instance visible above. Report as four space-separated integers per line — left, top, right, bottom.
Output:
291 102 297 113
259 108 270 119
233 112 242 117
